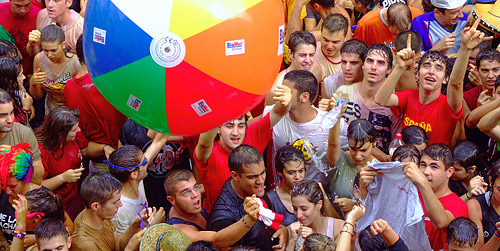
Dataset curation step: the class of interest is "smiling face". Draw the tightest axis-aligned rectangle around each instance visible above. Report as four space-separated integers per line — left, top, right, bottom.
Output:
290 44 316 71
292 195 322 227
170 176 202 215
435 6 464 27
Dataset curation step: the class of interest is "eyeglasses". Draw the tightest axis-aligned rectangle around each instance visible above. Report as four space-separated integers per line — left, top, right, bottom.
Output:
104 157 148 170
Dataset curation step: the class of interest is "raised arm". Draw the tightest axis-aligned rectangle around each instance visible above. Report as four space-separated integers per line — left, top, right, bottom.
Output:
285 0 309 44
477 104 500 141
269 84 292 127
143 131 169 166
375 35 416 107
195 127 219 164
447 17 493 113
466 95 500 128
326 98 345 166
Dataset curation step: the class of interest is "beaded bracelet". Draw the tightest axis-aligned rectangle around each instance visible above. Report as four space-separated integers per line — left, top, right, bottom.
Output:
242 216 252 229
14 228 26 239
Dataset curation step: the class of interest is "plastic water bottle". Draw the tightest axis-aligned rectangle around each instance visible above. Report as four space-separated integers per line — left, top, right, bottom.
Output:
388 133 404 157
318 92 349 132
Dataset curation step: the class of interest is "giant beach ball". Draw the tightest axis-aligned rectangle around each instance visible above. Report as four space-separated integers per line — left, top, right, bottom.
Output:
83 0 285 135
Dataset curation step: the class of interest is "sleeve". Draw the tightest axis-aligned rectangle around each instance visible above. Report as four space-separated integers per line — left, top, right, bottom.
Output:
410 17 432 52
75 131 89 149
445 98 464 120
71 240 99 250
246 113 272 153
388 237 410 251
111 210 130 234
391 90 410 117
352 21 367 44
40 146 50 179
24 127 41 161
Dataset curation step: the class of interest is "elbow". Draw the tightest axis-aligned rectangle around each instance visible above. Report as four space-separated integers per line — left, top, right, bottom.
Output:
433 218 452 229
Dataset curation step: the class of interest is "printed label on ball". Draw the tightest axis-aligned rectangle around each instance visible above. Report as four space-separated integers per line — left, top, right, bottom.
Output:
278 24 285 56
191 99 212 117
93 27 106 45
225 39 245 56
127 94 142 111
150 32 186 68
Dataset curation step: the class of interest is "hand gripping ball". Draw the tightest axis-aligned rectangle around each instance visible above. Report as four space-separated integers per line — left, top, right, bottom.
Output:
83 0 285 135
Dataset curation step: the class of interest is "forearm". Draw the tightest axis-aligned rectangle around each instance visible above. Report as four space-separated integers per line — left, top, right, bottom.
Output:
480 233 500 251
41 174 64 190
335 219 356 251
478 106 500 133
327 119 341 166
285 1 305 44
29 79 44 100
81 142 108 159
269 101 290 127
468 98 500 127
419 182 453 228
31 160 44 185
447 47 471 110
374 68 403 107
195 128 218 162
117 220 141 250
212 215 257 248
26 42 40 57
144 137 169 166
380 226 400 247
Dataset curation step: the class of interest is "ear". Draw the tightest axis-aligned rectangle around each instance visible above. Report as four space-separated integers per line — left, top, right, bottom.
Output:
446 166 455 178
317 199 324 211
312 3 321 11
469 165 477 174
300 92 310 103
90 201 100 212
67 236 72 249
231 171 240 182
289 49 293 58
66 0 73 8
130 170 139 181
34 214 43 224
166 195 175 205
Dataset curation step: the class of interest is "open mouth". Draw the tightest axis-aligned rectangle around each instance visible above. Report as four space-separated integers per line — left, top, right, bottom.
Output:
193 200 201 209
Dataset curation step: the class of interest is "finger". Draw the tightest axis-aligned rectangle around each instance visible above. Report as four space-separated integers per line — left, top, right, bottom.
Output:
36 68 41 73
472 15 482 30
407 33 412 50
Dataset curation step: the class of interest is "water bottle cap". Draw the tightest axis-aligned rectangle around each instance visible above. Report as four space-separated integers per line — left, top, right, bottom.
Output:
396 133 402 139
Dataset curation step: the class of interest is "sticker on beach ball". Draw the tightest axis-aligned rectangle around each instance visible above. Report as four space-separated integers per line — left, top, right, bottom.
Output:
83 0 285 136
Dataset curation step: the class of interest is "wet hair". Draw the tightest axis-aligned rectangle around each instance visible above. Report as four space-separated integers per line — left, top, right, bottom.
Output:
228 145 263 174
186 240 219 251
421 144 454 170
354 0 377 10
35 219 69 247
310 0 335 8
347 119 377 149
476 49 500 69
40 24 65 44
0 143 34 189
275 145 305 174
453 141 479 172
322 13 348 36
0 88 13 105
340 39 367 58
392 144 420 163
80 171 122 209
447 217 478 247
25 187 65 223
387 3 412 33
394 30 422 53
289 31 316 55
0 56 22 96
292 180 324 214
164 169 194 197
36 107 79 154
417 50 450 79
363 43 394 70
107 145 143 183
401 125 429 146
0 39 19 58
284 70 318 103
303 233 336 251
359 225 389 250
76 34 84 64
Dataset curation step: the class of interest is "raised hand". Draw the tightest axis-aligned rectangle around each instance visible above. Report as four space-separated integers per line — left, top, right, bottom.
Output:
334 198 355 212
370 219 389 235
346 204 366 223
273 84 292 107
462 16 494 50
28 30 41 46
244 194 260 221
402 162 427 186
478 89 492 106
396 34 416 71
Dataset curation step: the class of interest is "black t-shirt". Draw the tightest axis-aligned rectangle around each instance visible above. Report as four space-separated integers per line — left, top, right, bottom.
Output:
0 191 15 243
118 120 192 209
208 178 277 250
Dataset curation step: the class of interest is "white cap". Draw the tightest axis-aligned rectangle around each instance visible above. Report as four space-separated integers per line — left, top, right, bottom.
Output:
431 0 467 9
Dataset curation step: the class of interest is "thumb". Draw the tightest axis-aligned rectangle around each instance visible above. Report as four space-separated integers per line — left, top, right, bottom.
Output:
36 68 41 73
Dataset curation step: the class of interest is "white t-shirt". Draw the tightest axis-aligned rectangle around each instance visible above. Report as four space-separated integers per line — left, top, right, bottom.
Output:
264 105 330 186
112 181 148 234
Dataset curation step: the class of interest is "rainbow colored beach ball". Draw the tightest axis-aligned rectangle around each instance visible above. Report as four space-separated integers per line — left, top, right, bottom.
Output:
83 0 284 135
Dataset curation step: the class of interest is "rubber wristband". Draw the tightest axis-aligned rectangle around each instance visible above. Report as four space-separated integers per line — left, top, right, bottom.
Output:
102 144 108 152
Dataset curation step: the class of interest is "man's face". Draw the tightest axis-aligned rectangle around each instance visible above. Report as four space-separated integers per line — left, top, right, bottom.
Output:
418 58 447 92
4 176 26 204
320 30 345 58
290 44 316 71
478 60 500 92
419 155 453 192
10 0 31 17
38 235 71 251
435 6 465 27
280 160 305 190
341 53 363 83
45 0 71 20
219 118 246 150
97 190 122 220
233 160 266 198
348 140 374 166
0 102 15 133
363 50 391 84
170 177 202 215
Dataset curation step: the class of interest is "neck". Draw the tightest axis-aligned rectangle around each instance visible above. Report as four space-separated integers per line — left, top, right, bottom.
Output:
359 79 382 101
231 179 250 199
76 63 88 77
309 215 326 233
0 132 7 140
171 206 200 222
381 9 388 24
219 139 234 153
433 180 452 198
289 105 317 123
435 13 454 30
81 209 104 231
418 87 441 105
461 174 474 189
277 182 293 195
121 181 140 200
54 10 72 27
320 6 337 19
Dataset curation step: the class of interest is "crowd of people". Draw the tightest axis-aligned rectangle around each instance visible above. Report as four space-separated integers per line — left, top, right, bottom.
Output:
0 0 499 250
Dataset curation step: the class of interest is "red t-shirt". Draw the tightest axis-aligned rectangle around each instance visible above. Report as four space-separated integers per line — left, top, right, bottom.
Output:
64 74 127 159
0 2 41 75
193 113 272 212
40 132 88 206
392 89 463 146
420 192 468 251
463 86 482 111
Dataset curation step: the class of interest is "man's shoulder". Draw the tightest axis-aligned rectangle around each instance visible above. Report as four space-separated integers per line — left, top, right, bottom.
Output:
0 2 9 12
10 122 33 135
440 192 468 215
412 11 433 24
